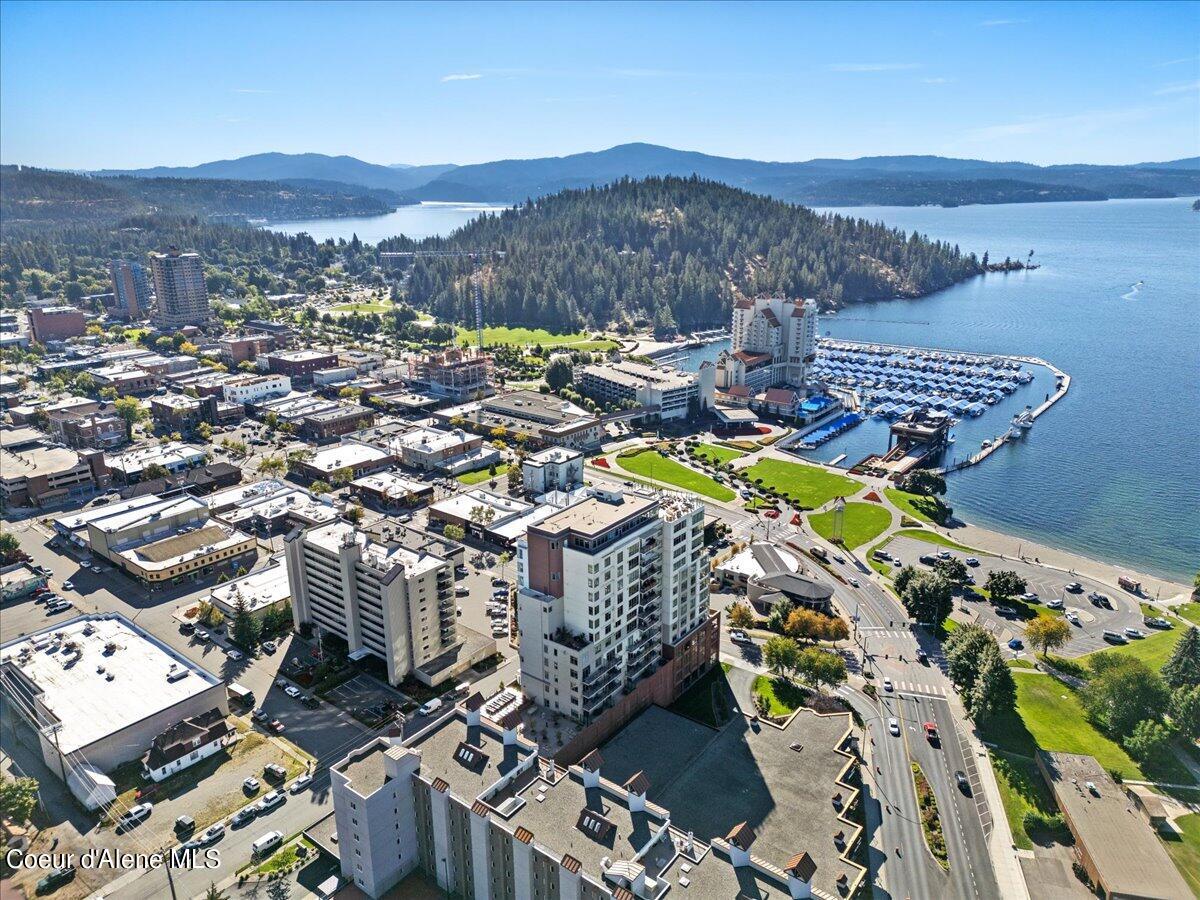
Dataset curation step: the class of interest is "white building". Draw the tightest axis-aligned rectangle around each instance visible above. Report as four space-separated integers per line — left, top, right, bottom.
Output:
106 441 207 482
719 297 818 392
516 487 708 722
284 521 458 685
222 373 292 405
577 360 715 421
209 560 291 620
0 614 226 808
521 446 584 495
142 708 233 782
385 426 501 475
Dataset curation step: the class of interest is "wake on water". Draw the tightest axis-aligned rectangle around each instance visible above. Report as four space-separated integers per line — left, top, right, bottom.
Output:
1121 280 1144 300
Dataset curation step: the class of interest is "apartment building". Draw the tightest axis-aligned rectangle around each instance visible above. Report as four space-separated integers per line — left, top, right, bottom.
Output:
516 487 709 722
109 260 152 319
284 521 458 686
150 248 211 331
28 306 87 344
260 349 338 383
717 297 818 392
521 447 584 495
404 347 492 401
222 373 292 405
577 361 715 422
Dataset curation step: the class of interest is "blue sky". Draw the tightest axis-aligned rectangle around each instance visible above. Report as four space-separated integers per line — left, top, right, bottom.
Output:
2 0 1197 169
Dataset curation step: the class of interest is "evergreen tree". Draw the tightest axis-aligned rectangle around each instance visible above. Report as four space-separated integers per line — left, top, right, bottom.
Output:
966 643 1016 723
900 571 953 626
1163 626 1200 690
231 594 261 650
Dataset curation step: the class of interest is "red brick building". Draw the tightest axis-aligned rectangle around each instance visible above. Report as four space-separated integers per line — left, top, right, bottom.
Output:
29 306 87 343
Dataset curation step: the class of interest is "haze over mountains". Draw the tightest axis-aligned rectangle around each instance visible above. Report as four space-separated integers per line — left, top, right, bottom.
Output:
93 143 1200 209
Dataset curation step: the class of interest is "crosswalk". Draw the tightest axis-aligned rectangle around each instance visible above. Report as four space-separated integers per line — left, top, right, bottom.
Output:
890 680 947 698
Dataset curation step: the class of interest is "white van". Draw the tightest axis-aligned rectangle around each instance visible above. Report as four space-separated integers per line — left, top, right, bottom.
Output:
251 830 283 857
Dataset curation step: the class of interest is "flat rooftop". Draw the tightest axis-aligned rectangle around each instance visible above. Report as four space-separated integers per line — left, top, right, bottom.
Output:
598 703 862 898
0 614 221 756
53 494 166 534
210 561 291 614
106 441 205 474
219 488 337 529
118 522 252 573
304 441 391 473
351 471 432 497
409 714 528 801
336 740 394 795
534 491 657 538
527 446 582 466
304 520 445 578
582 360 699 391
0 445 83 479
89 494 205 535
390 426 475 454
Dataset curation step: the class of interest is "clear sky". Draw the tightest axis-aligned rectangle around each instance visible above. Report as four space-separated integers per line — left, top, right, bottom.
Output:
2 0 1197 169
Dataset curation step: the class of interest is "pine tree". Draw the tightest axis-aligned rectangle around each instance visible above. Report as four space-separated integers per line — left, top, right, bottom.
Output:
967 644 1016 723
231 594 261 650
1163 626 1200 690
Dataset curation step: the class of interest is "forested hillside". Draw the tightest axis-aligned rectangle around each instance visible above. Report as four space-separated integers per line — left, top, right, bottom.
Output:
388 176 983 333
1 166 394 228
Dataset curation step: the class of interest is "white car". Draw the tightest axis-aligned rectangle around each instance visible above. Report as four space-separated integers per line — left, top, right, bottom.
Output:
965 557 980 567
729 629 751 644
1046 598 1064 609
62 580 74 591
937 550 951 560
290 774 313 793
120 802 153 824
1021 592 1038 602
887 717 900 736
882 678 894 692
256 790 284 813
1124 627 1145 639
1066 611 1081 625
226 649 243 661
243 777 261 792
848 577 860 587
418 698 443 717
284 685 301 698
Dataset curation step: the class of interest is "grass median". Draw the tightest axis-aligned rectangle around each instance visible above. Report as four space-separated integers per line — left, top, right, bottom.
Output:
808 502 891 549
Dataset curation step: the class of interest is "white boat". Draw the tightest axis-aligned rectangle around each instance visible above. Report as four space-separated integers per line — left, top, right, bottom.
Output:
948 434 956 444
1011 406 1035 430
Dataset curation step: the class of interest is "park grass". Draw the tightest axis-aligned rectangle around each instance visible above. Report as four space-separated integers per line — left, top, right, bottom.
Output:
454 325 602 348
742 458 861 509
885 528 985 554
458 463 509 485
752 675 808 717
253 837 317 875
884 488 951 525
1160 812 1200 898
670 663 733 727
1176 602 1200 627
690 442 745 466
329 301 393 314
990 750 1058 851
1086 625 1186 675
807 502 891 549
1007 658 1037 670
616 450 735 501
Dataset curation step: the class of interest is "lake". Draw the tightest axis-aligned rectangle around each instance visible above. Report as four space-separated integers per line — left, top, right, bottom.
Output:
262 197 1199 584
267 201 510 244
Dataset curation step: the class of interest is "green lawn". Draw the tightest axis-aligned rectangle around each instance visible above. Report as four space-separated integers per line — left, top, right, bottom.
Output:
742 458 861 508
1161 812 1200 898
1176 603 1200 627
991 750 1059 850
454 325 604 348
808 502 891 549
330 301 393 314
616 450 735 501
885 528 984 554
1087 625 1186 674
458 463 509 485
252 837 317 875
690 442 745 465
752 675 809 716
884 488 951 525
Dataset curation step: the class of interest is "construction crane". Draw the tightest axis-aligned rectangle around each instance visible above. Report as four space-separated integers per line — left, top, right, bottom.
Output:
384 249 503 348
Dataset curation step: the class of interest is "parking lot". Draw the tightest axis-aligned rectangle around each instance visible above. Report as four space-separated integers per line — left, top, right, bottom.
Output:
884 535 1145 655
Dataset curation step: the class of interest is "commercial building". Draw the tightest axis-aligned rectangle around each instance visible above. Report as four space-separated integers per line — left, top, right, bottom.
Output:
260 349 338 383
338 349 386 374
351 471 435 512
1 563 47 602
312 366 359 387
150 248 211 331
212 482 338 536
84 494 257 585
117 461 242 500
106 441 207 483
327 697 849 900
142 708 233 782
578 361 715 422
522 447 584 495
384 425 500 475
150 393 222 432
209 560 291 622
1037 751 1191 900
222 373 292 405
403 346 492 401
292 441 394 484
516 487 711 722
40 400 129 450
304 403 374 441
0 614 226 809
28 306 87 344
284 520 459 686
428 488 584 549
109 260 152 319
434 390 604 450
217 333 275 366
0 429 109 508
717 296 819 392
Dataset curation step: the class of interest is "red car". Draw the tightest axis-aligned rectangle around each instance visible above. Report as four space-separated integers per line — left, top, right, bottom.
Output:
923 722 940 745
269 719 286 734
763 509 780 519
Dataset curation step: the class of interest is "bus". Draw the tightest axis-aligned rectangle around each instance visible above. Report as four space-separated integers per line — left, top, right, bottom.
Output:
1117 576 1141 593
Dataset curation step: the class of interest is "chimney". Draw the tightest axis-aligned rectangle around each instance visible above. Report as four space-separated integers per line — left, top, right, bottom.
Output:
578 749 603 789
498 709 522 746
725 822 755 868
784 852 817 899
462 691 485 727
623 771 650 813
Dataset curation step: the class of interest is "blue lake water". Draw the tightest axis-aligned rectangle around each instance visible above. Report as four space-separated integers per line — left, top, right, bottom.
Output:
267 201 510 244
264 197 1200 583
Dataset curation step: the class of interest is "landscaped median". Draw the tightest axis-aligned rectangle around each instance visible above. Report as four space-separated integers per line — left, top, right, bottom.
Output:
614 448 736 501
808 502 891 549
912 762 949 868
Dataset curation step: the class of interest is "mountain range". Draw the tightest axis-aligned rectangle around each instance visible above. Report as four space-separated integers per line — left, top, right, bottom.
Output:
93 143 1200 209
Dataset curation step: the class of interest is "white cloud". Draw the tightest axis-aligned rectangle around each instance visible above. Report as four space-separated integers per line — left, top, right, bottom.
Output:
441 73 482 82
964 106 1160 142
1154 80 1200 96
827 63 921 73
922 77 954 85
1156 56 1199 67
981 18 1028 27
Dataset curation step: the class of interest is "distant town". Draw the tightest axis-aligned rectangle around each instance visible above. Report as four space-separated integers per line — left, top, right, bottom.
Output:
1 238 1197 900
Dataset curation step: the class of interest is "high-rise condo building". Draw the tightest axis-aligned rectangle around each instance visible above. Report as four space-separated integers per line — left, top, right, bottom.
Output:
516 487 710 722
149 247 210 331
717 297 818 393
284 520 457 685
109 259 152 319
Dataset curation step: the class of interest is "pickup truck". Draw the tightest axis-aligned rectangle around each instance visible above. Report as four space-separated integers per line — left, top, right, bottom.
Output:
923 722 940 745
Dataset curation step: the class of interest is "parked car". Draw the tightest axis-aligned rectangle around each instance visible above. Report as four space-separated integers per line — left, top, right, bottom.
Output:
284 685 301 698
916 649 928 665
290 773 313 793
230 807 257 828
194 629 210 643
261 640 277 654
264 763 287 781
455 586 470 597
226 649 243 660
269 719 285 733
1145 617 1172 629
61 581 74 591
174 814 195 833
119 802 153 827
251 707 269 723
1020 592 1038 602
729 629 751 644
965 557 980 567
300 694 319 708
1124 627 1145 639
35 866 75 895
1045 598 1064 609
1066 611 1081 625
419 698 444 716
243 777 261 792
199 822 225 844
1065 581 1083 592
1102 630 1128 644
256 790 285 813
90 565 102 573
1007 638 1024 651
